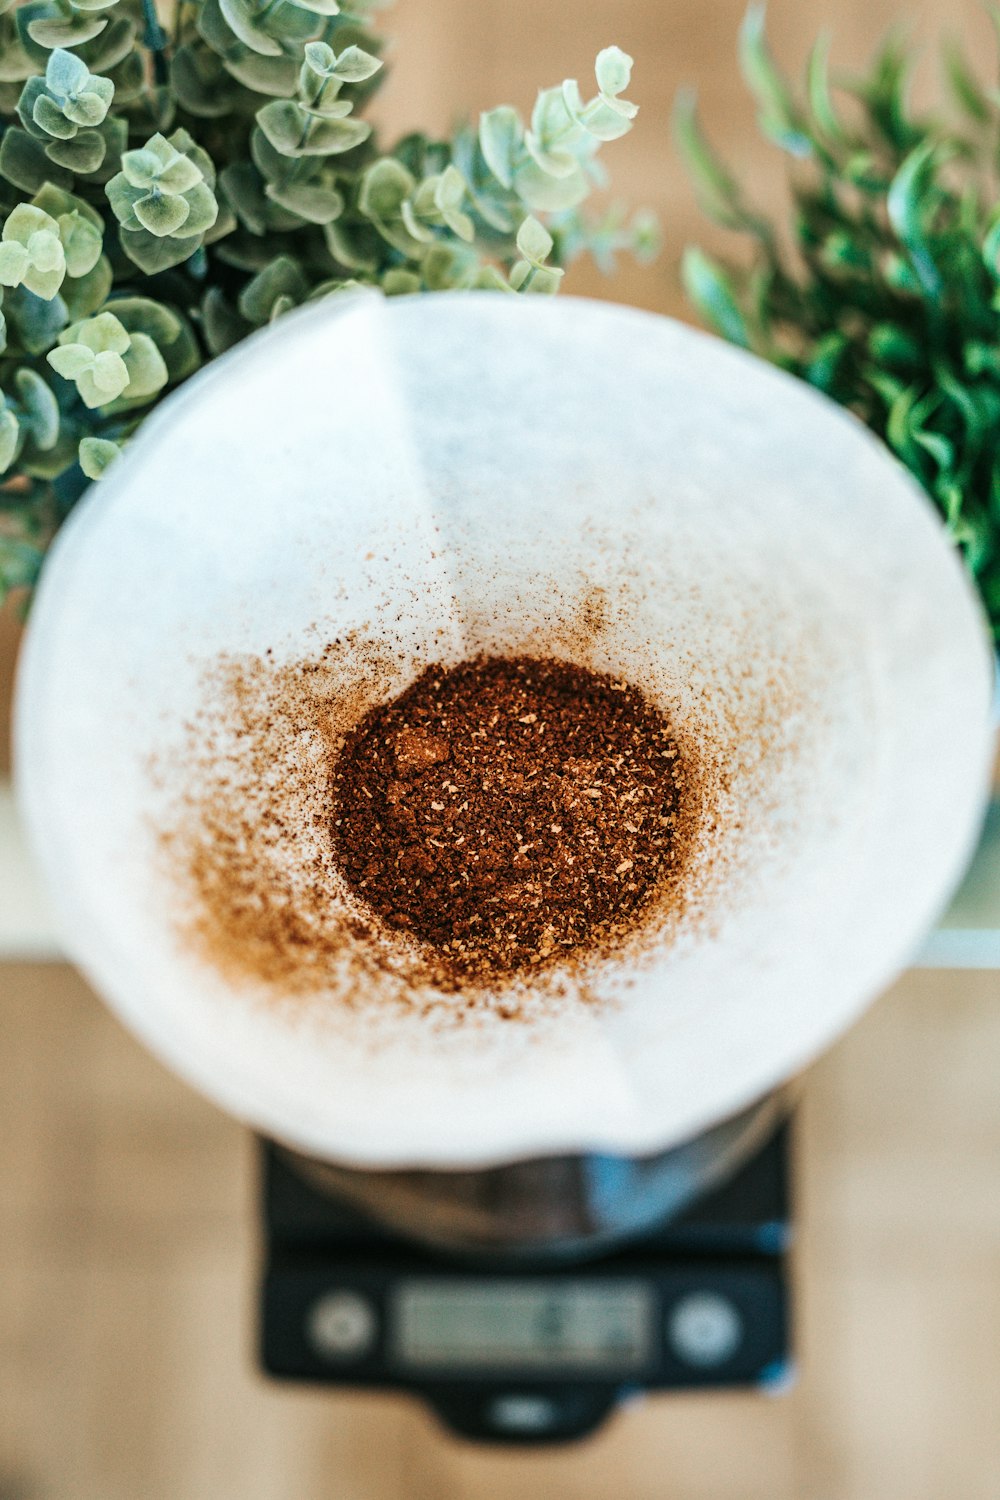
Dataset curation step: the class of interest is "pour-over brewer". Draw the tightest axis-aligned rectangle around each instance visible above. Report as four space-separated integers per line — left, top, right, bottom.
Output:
15 297 992 1447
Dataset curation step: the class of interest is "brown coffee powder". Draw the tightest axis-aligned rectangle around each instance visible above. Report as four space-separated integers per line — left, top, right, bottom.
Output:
330 655 684 982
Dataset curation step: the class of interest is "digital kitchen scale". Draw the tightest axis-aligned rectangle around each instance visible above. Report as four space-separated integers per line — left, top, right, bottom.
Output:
258 1123 792 1443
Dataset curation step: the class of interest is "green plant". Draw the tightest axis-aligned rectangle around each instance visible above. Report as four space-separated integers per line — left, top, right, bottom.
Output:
0 6 653 608
677 4 1000 639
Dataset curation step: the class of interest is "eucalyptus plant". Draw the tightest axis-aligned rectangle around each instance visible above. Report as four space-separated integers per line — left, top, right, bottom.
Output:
678 5 1000 638
0 3 651 607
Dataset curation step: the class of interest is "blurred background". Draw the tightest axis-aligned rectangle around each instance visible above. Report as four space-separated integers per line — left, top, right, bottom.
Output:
3 0 1000 1496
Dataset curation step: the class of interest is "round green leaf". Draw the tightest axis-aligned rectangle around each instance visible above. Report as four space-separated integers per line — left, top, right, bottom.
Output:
106 173 139 228
224 51 297 98
515 214 553 264
122 331 168 399
133 190 191 237
330 45 382 83
85 16 136 71
523 132 578 179
531 85 576 144
60 253 112 320
91 351 128 393
303 41 335 76
22 254 66 301
118 225 203 274
33 91 77 139
399 201 434 244
15 77 46 135
265 179 343 224
0 240 29 286
442 206 474 242
512 158 588 213
359 158 414 219
218 0 282 58
108 297 181 345
238 254 307 323
48 341 95 380
157 153 203 195
436 165 466 210
4 203 57 243
170 46 233 118
45 47 89 95
579 97 635 141
177 181 217 236
382 268 421 295
57 211 103 278
34 184 103 229
298 114 370 157
77 348 129 405
479 105 521 190
27 14 108 48
77 310 130 354
121 146 163 189
9 283 70 351
27 228 62 273
79 435 121 479
63 86 112 128
14 368 59 449
594 45 633 99
1 128 72 193
44 130 106 174
256 99 309 157
0 406 20 471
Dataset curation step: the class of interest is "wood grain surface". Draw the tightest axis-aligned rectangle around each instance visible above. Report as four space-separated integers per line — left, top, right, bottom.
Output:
3 965 1000 1499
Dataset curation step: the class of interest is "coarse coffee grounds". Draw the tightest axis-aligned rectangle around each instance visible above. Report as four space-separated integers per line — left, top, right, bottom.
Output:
330 655 685 982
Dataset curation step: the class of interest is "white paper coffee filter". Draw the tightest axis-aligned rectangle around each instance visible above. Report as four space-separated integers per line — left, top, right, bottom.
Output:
15 292 995 1168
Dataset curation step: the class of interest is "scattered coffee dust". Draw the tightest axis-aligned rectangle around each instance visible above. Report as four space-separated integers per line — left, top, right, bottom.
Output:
162 636 715 1019
330 655 686 983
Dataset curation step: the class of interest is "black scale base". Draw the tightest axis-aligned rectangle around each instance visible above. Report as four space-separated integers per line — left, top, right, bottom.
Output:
259 1123 792 1444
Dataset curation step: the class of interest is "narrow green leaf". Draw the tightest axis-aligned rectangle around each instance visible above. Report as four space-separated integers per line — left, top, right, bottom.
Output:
739 4 813 156
943 38 991 124
673 88 773 242
681 247 750 347
805 32 845 141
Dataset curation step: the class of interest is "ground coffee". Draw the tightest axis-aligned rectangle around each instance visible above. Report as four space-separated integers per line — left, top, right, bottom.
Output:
330 655 684 982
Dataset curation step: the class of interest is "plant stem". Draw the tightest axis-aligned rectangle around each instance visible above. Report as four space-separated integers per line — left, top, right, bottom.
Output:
142 0 170 87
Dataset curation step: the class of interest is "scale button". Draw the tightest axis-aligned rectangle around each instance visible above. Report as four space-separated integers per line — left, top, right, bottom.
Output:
307 1290 377 1361
667 1292 743 1368
487 1394 559 1435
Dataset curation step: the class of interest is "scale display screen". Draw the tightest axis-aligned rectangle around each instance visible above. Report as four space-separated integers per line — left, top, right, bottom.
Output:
393 1279 655 1373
